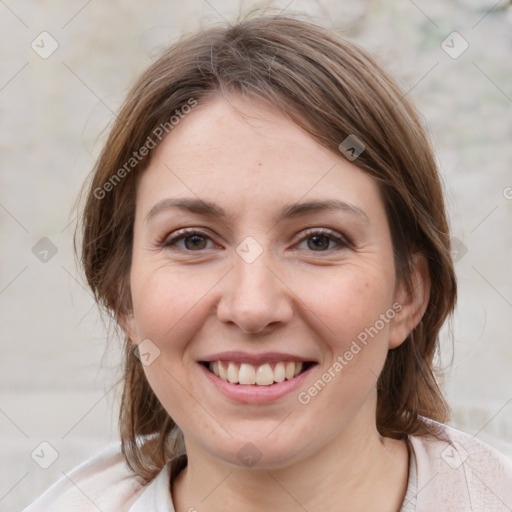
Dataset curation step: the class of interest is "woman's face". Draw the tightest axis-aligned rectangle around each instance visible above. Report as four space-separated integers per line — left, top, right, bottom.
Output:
125 95 415 469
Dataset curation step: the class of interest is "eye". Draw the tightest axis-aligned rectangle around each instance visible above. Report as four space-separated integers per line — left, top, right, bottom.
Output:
162 229 215 251
296 228 349 252
161 227 349 253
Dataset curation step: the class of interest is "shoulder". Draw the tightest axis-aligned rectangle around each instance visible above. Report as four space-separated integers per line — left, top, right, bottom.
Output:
22 443 147 512
409 421 512 511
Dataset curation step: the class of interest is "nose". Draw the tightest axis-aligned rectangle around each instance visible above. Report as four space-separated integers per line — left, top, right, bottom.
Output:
216 252 293 334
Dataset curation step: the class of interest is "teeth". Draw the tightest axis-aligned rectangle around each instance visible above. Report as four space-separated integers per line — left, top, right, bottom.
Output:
218 361 228 380
285 362 295 380
227 362 238 383
274 362 286 383
239 363 256 385
256 363 274 385
208 360 307 386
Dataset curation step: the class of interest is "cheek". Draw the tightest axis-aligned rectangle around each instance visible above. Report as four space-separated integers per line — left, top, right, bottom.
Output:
292 263 395 405
130 262 203 339
296 263 395 346
293 324 389 434
128 265 220 431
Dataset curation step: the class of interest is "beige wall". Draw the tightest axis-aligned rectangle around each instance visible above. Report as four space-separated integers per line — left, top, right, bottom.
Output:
1 1 511 510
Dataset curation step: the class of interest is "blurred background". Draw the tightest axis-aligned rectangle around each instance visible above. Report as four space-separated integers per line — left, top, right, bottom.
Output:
1 0 511 510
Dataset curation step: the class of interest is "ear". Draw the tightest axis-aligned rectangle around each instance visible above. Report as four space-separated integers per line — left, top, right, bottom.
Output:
116 283 139 345
118 310 139 346
388 251 431 349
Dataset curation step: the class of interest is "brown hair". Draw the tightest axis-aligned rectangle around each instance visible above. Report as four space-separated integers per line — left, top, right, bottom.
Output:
78 13 457 482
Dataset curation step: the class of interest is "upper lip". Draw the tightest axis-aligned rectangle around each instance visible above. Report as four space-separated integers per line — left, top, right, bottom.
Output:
199 351 316 365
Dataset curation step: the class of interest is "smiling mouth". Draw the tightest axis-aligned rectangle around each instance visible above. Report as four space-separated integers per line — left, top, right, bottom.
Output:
201 360 316 386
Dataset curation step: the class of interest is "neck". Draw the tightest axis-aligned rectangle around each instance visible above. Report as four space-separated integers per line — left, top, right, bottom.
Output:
172 409 409 512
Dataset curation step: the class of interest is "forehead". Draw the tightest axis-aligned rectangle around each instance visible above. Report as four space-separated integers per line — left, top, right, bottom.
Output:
136 95 383 220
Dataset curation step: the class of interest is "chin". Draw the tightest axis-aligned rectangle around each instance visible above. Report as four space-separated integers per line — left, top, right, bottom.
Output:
196 429 316 471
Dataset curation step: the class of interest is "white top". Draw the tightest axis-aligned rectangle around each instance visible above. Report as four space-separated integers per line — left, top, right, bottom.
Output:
22 423 512 511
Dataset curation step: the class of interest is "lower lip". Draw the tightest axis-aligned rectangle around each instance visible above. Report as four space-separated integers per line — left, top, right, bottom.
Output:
199 363 315 404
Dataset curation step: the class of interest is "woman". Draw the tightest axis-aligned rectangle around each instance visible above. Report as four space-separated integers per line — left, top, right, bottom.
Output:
24 13 512 512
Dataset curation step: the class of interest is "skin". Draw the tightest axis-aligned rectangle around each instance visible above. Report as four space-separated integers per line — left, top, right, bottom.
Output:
123 94 431 512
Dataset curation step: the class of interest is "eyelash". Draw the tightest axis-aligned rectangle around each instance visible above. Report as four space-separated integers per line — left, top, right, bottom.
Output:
161 227 350 252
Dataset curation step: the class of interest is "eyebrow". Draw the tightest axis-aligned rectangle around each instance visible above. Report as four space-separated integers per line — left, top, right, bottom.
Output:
145 197 369 224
